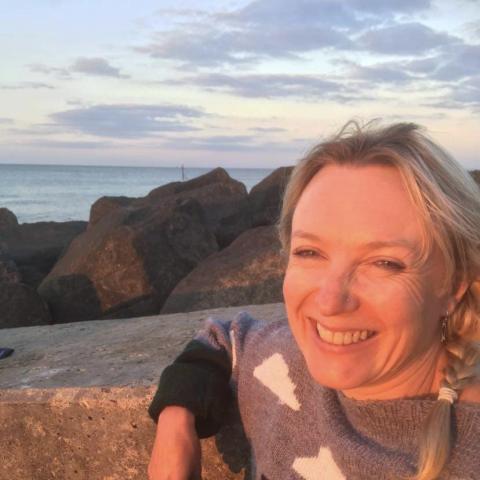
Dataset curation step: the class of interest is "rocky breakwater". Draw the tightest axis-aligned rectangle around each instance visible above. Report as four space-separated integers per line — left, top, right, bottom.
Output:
11 166 290 326
0 208 87 328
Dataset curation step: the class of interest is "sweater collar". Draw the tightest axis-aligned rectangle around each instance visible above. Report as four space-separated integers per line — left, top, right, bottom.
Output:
335 389 480 453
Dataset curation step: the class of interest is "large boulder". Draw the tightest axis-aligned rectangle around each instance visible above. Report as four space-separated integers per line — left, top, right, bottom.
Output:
248 166 293 227
0 208 19 230
0 282 51 328
38 168 254 323
0 219 87 289
0 244 21 284
38 196 219 323
161 225 286 314
89 196 135 228
140 168 251 248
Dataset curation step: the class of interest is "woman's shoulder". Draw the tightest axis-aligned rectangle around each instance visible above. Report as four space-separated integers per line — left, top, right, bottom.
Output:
459 381 480 403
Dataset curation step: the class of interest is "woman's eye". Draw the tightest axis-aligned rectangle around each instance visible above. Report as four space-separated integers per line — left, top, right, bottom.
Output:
374 260 405 271
292 249 318 258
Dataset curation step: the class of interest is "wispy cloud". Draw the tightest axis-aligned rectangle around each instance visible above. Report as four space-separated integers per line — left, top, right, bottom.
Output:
250 127 287 133
49 104 206 138
0 82 55 90
343 61 415 85
29 57 128 79
430 44 480 81
70 57 129 78
171 73 351 100
16 139 112 149
400 44 480 83
28 63 71 79
422 75 480 112
162 134 307 152
135 0 435 68
357 22 459 55
136 22 354 67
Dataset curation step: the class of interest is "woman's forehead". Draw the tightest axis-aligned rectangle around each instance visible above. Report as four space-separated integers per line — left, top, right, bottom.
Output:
292 164 425 246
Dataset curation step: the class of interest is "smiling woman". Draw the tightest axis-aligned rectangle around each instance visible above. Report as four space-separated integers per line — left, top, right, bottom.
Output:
147 122 480 480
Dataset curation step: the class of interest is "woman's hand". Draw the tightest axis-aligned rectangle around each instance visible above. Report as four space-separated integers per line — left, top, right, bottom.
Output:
148 406 202 480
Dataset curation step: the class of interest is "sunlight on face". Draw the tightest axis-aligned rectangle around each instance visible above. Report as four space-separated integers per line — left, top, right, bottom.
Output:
283 164 452 399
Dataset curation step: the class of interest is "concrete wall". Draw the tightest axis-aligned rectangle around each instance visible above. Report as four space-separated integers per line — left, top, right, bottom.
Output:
0 303 286 480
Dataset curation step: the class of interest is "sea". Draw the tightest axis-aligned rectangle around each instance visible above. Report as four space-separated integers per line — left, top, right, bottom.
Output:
0 164 274 224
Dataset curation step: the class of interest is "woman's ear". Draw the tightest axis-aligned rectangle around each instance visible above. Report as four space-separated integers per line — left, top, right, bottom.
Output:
447 278 470 313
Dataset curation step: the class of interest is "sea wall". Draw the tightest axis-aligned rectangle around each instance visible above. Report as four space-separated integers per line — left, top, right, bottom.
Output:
0 303 286 480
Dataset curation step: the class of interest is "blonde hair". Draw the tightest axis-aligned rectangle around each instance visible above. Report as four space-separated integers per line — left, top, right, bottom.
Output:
279 121 480 480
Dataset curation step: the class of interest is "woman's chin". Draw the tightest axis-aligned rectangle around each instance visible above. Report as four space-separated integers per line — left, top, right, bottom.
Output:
304 352 374 392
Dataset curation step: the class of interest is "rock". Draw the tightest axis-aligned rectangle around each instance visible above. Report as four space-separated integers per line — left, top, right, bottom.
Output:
161 225 286 314
0 207 18 230
36 274 102 324
248 166 293 227
1 220 87 289
0 244 21 284
141 168 251 247
0 282 51 328
89 196 135 228
38 197 218 323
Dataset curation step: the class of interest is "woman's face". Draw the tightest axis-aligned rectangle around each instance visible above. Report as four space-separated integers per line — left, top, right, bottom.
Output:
283 163 453 398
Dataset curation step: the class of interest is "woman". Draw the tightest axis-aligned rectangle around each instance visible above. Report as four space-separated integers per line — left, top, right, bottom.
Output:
148 122 480 480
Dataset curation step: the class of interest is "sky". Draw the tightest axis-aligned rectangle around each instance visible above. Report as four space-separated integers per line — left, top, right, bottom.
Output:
0 0 479 169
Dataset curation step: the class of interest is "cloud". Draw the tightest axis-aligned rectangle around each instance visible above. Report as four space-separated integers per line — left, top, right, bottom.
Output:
402 56 440 74
450 76 480 109
137 25 356 67
0 118 14 125
344 61 414 85
358 22 459 55
173 73 350 100
70 57 128 78
250 127 287 133
29 57 128 79
163 134 261 151
136 0 435 68
49 104 206 138
17 139 112 149
0 82 55 90
348 0 431 13
402 44 480 82
8 124 68 136
162 134 309 153
218 0 362 30
135 1 359 67
423 76 480 111
28 63 71 79
220 0 431 30
431 44 480 81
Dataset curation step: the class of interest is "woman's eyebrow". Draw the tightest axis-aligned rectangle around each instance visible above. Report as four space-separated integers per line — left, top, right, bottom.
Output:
291 230 418 251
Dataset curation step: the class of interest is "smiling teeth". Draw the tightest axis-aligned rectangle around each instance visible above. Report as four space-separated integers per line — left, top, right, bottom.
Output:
316 324 374 345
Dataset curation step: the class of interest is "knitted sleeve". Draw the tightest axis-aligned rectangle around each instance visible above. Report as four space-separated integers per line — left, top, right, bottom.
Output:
148 312 262 438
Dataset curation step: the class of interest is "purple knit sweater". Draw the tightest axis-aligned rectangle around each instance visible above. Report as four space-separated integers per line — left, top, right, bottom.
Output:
149 312 480 479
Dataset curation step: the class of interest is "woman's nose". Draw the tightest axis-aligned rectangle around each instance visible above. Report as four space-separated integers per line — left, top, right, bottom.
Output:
313 270 358 316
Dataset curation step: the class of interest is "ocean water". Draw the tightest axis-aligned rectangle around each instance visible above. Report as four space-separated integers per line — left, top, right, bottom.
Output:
0 164 273 224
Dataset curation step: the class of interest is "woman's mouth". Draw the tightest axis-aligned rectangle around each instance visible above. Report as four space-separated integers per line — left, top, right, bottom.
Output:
315 323 376 346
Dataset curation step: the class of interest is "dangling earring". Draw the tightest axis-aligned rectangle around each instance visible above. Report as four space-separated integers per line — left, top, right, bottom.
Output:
441 311 449 344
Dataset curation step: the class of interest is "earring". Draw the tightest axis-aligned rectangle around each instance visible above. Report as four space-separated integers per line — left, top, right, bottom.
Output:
441 311 449 344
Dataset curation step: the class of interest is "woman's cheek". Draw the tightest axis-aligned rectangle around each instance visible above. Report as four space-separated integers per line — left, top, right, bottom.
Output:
283 263 314 305
282 267 297 306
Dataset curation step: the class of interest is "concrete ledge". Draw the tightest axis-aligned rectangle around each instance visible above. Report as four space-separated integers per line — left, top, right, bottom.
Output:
0 303 286 480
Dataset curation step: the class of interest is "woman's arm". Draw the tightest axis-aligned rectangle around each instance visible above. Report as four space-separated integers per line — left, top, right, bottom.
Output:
148 314 261 479
148 337 233 437
148 406 202 480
